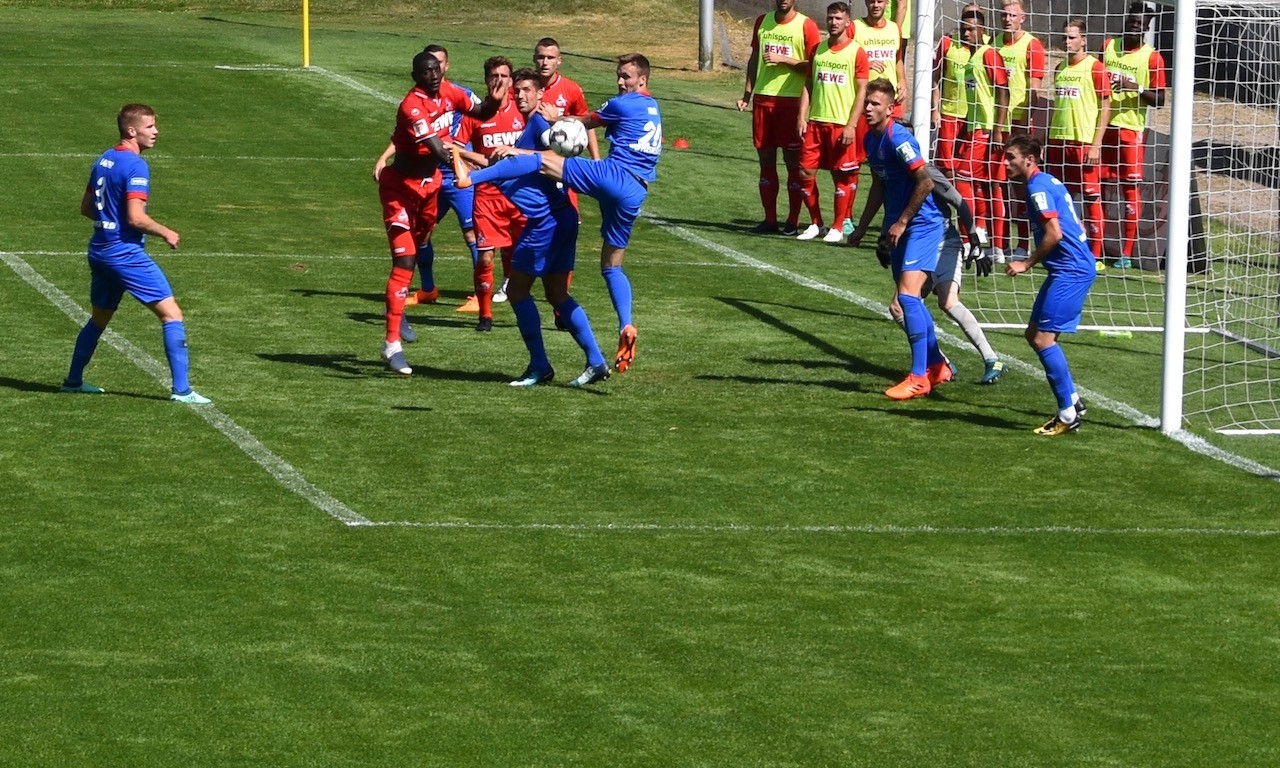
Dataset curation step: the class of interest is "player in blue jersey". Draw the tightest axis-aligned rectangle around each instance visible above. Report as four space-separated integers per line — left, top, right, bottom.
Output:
1003 134 1096 435
847 79 949 400
452 68 610 387
62 104 210 404
457 52 662 374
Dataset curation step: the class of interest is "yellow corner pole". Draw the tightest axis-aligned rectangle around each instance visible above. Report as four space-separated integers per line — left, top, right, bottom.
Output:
302 0 311 68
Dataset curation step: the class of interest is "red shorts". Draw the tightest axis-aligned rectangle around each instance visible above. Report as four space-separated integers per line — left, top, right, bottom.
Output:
379 166 441 250
955 129 993 182
1045 140 1101 198
473 190 526 251
752 96 802 151
1101 127 1145 182
933 114 963 172
800 120 864 172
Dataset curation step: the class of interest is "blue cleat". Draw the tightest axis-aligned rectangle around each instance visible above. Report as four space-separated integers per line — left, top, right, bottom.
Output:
569 363 611 388
170 390 212 405
1113 257 1133 270
509 366 554 388
399 315 417 343
979 359 1005 385
60 382 105 394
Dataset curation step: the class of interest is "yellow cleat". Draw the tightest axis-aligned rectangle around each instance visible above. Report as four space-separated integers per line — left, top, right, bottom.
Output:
1033 415 1081 436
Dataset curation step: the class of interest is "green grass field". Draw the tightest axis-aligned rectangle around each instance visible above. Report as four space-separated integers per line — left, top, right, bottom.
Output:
2 3 1278 766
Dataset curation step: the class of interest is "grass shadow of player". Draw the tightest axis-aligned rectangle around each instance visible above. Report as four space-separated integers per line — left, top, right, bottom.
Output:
408 365 516 384
0 376 61 394
257 352 383 378
347 311 476 331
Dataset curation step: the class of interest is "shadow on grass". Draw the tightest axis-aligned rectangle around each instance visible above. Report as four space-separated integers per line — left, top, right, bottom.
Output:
347 311 477 331
0 376 60 394
257 352 383 377
0 377 175 402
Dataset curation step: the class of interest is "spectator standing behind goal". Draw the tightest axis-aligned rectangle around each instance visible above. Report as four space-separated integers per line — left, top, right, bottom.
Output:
795 2 870 243
1102 2 1167 269
996 0 1047 261
738 0 821 235
1003 134 1096 436
931 16 972 183
953 11 1009 265
1047 18 1111 271
63 103 211 405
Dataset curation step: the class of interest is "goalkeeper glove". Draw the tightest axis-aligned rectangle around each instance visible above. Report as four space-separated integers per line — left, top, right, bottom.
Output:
964 226 993 277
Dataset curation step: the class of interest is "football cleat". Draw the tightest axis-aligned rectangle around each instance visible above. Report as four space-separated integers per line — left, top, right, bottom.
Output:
493 279 509 303
749 221 780 235
1075 397 1088 419
404 287 439 307
991 247 1007 265
170 390 212 405
885 374 932 400
841 219 855 237
569 363 611 388
382 342 412 375
60 382 105 394
614 324 637 373
795 223 823 241
399 315 417 343
456 295 479 313
475 316 493 333
451 145 472 189
781 223 799 237
1033 414 1081 436
980 359 1005 385
1010 247 1029 262
926 359 956 386
822 226 845 244
1113 257 1133 270
509 366 555 387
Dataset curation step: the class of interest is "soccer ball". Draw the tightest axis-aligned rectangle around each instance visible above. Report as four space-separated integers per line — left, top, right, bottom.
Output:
547 118 589 158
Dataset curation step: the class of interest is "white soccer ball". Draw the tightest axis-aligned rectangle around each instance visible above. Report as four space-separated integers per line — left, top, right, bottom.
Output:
547 118 588 158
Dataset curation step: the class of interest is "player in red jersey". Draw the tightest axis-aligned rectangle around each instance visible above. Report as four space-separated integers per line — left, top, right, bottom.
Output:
377 49 506 375
1101 2 1166 268
738 0 822 234
455 56 526 332
534 38 598 161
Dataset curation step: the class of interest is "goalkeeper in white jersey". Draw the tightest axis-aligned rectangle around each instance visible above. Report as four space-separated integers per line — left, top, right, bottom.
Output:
864 162 1006 384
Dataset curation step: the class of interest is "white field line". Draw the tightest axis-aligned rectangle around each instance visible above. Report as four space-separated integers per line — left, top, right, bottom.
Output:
0 250 371 527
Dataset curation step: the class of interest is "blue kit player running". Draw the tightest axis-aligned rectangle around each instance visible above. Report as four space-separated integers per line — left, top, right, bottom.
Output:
847 79 948 400
1003 134 1097 435
457 52 662 374
63 103 210 404
453 68 610 387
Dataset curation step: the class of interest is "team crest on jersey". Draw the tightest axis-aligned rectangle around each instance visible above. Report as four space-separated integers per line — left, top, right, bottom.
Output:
512 118 521 129
555 95 567 107
410 108 421 116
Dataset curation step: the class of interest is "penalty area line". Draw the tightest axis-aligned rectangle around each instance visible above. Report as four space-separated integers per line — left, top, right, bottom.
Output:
0 250 371 527
643 215 1280 484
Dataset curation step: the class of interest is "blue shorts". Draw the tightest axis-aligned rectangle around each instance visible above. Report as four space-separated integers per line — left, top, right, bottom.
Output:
889 218 946 283
1030 271 1096 333
88 244 174 310
561 158 649 249
437 171 475 231
512 207 578 277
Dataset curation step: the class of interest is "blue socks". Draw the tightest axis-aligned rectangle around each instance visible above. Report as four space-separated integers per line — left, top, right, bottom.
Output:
601 266 633 330
65 320 105 387
470 152 543 186
898 294 931 377
163 320 191 394
512 297 550 372
416 242 436 292
1037 343 1076 410
555 297 606 368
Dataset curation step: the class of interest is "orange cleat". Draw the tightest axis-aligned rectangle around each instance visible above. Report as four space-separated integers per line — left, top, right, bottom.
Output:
926 359 956 386
456 294 480 313
614 324 637 373
452 145 472 189
404 287 439 307
885 374 932 400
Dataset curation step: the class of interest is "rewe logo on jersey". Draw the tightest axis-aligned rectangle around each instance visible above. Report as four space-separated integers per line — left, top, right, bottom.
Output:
1055 85 1082 98
817 71 848 85
481 131 522 148
763 42 795 57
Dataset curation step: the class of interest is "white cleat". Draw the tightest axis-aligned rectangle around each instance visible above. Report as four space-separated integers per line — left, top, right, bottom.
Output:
795 223 823 241
493 278 509 303
382 341 412 375
170 390 212 405
822 226 845 243
992 247 1007 265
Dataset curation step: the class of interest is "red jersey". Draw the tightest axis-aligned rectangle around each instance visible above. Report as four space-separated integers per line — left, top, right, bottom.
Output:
390 81 475 161
456 99 528 199
540 72 589 118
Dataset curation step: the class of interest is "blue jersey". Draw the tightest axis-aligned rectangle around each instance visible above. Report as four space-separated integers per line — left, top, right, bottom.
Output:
864 122 944 230
497 113 571 220
1025 170 1095 277
594 90 662 183
87 146 151 251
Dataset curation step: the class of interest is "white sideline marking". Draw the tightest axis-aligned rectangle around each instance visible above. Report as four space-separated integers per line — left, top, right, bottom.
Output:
0 250 372 527
355 520 1279 537
644 216 1280 484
